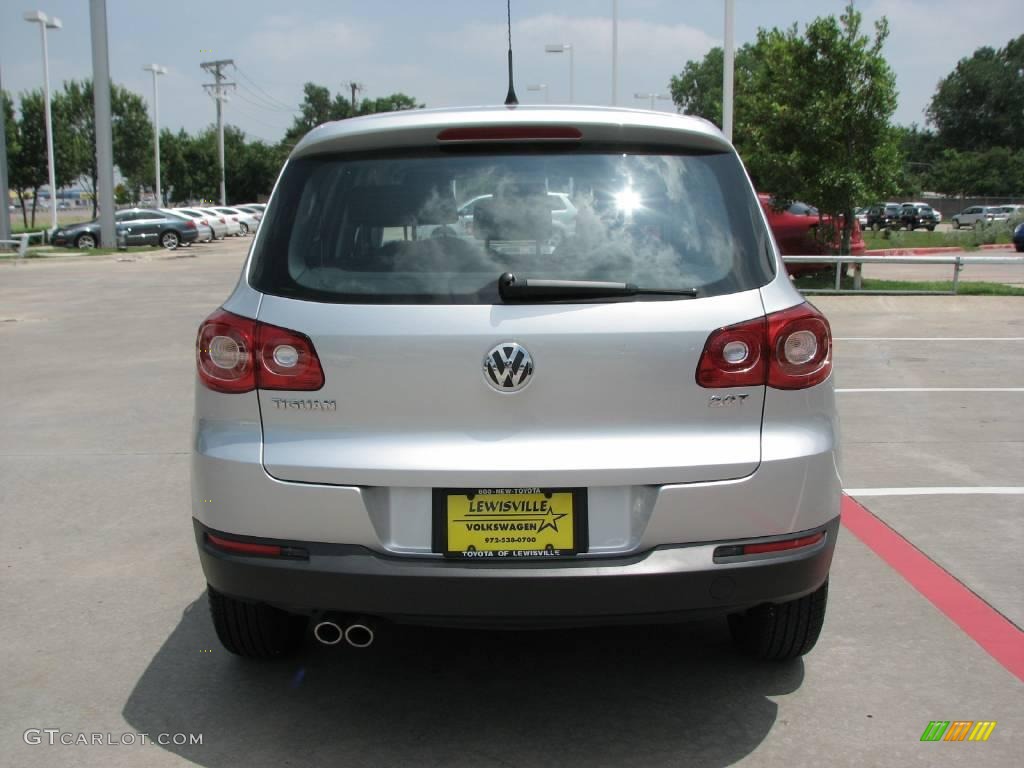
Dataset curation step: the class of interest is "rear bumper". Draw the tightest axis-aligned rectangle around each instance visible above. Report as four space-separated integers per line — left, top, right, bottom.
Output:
194 515 839 628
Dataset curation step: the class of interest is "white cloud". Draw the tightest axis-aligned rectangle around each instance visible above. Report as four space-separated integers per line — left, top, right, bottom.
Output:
244 16 374 64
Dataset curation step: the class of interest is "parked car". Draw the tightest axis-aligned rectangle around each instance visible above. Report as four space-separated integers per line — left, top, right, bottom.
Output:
993 204 1023 219
192 105 840 663
899 203 938 231
424 191 577 243
854 207 868 229
52 208 199 249
174 207 228 240
759 194 865 275
905 201 941 223
199 207 241 236
233 204 264 222
213 206 259 235
1013 222 1024 252
951 206 1007 229
161 209 213 242
865 202 902 231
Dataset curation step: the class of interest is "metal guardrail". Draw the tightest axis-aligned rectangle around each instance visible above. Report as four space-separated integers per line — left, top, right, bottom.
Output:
784 254 1024 295
0 234 30 259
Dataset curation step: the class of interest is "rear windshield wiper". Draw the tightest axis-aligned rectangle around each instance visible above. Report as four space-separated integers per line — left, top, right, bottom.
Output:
498 272 698 302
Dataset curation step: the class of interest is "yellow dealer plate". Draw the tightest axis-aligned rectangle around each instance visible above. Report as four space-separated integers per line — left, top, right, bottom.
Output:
433 487 587 560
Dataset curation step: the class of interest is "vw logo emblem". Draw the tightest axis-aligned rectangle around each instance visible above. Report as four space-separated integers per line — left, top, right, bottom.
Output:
483 342 534 393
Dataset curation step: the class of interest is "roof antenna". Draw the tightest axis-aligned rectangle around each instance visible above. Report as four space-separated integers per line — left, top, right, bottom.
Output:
504 0 519 106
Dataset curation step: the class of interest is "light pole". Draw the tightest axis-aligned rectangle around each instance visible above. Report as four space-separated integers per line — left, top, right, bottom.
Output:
527 83 549 103
544 43 573 104
611 0 618 105
723 0 735 141
23 10 61 232
634 92 672 110
143 64 167 207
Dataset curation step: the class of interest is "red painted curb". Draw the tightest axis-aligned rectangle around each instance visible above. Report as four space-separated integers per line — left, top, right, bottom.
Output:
864 244 1014 256
841 495 1024 681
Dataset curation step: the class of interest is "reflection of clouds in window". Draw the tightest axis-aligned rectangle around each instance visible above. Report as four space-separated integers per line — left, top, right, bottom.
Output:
278 152 759 300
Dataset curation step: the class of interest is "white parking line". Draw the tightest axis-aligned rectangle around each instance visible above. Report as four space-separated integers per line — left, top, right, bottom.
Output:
836 387 1024 393
835 337 1024 341
845 487 1024 496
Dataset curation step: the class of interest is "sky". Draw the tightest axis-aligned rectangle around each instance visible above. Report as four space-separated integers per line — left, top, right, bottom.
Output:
0 0 1017 145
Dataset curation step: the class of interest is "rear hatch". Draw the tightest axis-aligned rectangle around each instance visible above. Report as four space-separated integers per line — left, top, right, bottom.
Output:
249 136 775 487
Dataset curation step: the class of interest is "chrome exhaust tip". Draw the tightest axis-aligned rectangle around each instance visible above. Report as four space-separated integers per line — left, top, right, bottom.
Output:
344 622 375 649
313 620 344 646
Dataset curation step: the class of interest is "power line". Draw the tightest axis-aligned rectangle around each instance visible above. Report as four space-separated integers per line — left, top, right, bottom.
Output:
234 88 297 115
234 65 299 111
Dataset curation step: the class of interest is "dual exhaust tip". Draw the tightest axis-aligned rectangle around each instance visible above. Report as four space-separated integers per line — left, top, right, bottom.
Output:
313 618 375 649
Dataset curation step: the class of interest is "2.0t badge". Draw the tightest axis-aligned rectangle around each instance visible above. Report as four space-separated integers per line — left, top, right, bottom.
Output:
483 342 534 393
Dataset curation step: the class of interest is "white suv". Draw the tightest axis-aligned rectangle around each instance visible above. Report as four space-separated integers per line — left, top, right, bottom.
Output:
192 106 840 661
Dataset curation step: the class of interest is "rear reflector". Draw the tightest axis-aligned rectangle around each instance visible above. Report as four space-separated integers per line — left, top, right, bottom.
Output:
206 533 281 557
713 531 825 560
437 125 583 142
743 531 825 555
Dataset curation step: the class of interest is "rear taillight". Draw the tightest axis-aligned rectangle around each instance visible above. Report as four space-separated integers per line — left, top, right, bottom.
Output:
231 216 238 221
219 217 226 223
185 220 196 229
696 303 831 390
196 309 324 393
201 219 209 226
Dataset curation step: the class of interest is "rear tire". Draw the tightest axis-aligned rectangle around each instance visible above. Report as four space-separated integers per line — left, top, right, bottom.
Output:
728 578 828 661
161 231 180 249
239 222 249 235
207 585 307 659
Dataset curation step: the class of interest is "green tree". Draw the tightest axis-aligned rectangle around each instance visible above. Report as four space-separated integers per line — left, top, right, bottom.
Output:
113 86 154 192
743 6 899 253
9 91 49 228
927 34 1024 152
52 79 152 216
283 83 422 146
669 44 759 129
3 90 25 225
926 147 1024 197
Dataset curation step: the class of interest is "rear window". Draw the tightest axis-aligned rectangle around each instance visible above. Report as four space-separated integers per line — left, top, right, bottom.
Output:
250 148 773 304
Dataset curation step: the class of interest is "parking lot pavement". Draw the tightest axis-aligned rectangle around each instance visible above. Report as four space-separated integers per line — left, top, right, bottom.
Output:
0 244 1020 767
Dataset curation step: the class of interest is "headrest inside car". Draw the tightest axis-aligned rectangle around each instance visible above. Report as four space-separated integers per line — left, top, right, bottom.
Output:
472 196 553 241
347 184 457 226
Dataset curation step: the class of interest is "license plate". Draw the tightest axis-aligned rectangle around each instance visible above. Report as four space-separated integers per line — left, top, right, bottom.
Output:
432 487 587 559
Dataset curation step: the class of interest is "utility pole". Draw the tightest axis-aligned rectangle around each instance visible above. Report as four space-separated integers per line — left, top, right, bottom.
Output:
0 64 11 244
345 81 364 115
200 59 234 205
89 0 115 248
143 64 166 206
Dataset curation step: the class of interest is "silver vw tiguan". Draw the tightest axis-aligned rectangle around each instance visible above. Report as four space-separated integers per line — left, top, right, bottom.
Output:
193 105 840 661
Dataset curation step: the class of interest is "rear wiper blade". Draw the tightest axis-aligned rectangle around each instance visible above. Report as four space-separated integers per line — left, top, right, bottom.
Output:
498 272 698 301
